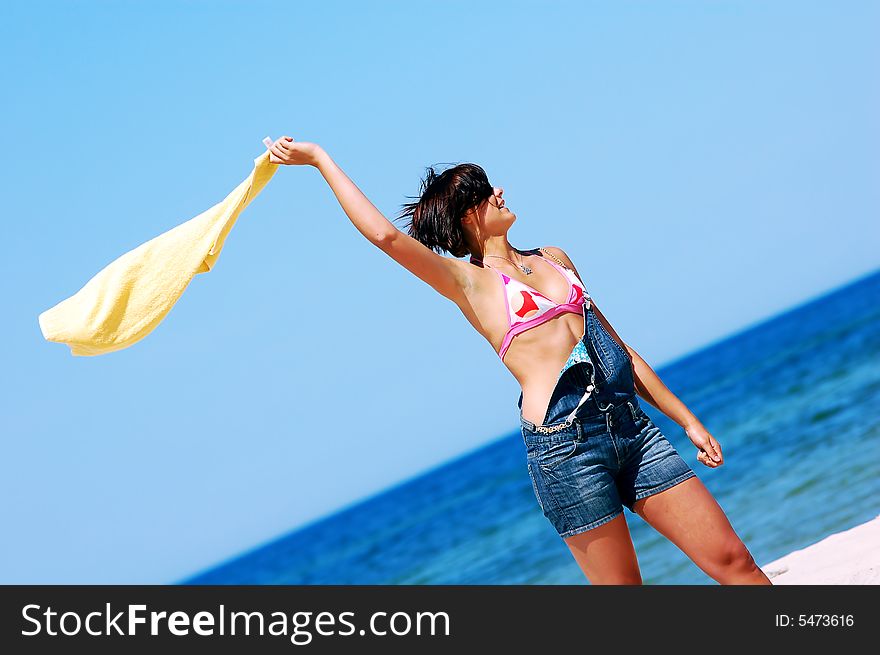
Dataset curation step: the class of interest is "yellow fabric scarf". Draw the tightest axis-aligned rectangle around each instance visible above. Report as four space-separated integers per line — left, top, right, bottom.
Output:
38 148 279 356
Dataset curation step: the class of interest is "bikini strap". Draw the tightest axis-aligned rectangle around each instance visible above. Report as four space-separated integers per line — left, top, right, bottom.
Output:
538 246 588 290
537 246 570 270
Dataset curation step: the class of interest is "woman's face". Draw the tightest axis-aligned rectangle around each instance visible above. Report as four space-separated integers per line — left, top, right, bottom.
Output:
481 185 516 229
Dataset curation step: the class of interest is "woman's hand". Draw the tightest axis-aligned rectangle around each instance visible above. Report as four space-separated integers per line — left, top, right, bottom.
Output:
265 136 323 167
685 421 724 468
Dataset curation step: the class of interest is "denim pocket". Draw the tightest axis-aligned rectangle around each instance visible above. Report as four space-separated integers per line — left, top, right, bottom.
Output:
533 438 580 471
526 460 544 513
635 407 652 427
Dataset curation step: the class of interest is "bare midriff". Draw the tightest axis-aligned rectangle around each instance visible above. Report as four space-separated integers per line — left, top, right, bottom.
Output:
501 311 587 426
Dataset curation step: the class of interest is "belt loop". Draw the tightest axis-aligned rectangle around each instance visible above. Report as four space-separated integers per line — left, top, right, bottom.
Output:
627 400 637 421
575 420 583 442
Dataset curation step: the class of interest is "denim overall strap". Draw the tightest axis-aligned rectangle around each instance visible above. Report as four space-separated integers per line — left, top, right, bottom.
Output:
520 306 598 434
521 301 639 435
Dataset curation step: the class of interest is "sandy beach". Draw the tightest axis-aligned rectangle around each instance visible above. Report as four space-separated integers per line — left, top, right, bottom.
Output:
760 513 880 584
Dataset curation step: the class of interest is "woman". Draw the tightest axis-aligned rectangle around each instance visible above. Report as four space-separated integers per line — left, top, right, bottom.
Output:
267 136 771 585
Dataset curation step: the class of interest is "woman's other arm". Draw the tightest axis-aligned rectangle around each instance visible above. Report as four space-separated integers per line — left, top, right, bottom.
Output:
542 246 698 426
541 246 723 467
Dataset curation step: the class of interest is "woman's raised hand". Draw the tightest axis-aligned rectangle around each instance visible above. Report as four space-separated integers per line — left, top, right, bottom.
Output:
264 136 323 167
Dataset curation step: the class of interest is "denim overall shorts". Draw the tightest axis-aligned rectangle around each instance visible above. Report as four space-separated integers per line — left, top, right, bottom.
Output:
519 302 697 538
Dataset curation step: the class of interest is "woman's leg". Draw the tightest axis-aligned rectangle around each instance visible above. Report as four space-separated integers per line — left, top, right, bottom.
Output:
632 476 772 584
563 513 643 584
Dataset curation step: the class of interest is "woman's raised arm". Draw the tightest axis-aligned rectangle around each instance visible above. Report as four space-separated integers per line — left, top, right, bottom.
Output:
268 137 471 304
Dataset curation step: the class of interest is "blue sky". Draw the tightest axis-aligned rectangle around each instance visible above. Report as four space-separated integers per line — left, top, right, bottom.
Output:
1 1 877 583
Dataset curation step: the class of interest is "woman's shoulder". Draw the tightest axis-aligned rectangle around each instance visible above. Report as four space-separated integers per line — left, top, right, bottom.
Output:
537 245 576 269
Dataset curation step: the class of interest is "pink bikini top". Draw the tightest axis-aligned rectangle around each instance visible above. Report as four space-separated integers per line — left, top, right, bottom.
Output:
469 250 591 361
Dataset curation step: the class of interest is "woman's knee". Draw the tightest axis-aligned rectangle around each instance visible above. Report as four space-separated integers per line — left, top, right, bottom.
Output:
708 539 759 577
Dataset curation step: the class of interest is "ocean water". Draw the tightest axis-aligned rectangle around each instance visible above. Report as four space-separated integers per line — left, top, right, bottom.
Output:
181 270 880 585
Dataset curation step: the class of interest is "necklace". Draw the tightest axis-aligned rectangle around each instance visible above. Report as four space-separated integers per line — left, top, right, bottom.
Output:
484 249 533 275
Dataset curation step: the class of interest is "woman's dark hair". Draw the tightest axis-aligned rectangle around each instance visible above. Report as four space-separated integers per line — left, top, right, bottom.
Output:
395 163 494 258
